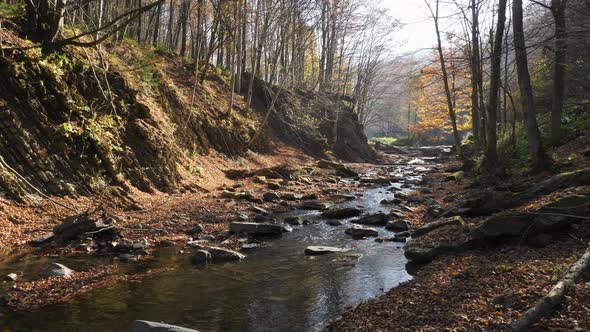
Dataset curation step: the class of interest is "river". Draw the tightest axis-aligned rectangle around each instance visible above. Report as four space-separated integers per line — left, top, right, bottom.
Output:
0 163 431 332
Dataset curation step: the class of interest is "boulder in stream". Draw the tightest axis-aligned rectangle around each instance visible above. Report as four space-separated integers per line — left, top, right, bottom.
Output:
191 250 212 264
284 216 304 226
321 207 363 219
205 246 245 262
300 200 330 210
229 222 283 236
385 220 412 232
326 220 343 226
345 226 379 238
350 213 388 226
304 246 348 255
42 263 74 278
380 198 402 205
133 320 199 332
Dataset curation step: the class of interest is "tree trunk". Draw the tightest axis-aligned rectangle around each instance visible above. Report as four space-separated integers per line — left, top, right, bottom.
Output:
486 0 508 167
550 0 568 146
470 0 482 149
25 0 67 45
431 0 462 155
512 0 550 171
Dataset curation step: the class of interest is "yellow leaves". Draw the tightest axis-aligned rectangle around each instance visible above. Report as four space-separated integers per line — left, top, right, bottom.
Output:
495 264 515 273
431 288 442 295
410 50 472 138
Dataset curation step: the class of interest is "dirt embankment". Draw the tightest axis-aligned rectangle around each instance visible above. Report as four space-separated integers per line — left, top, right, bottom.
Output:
246 75 375 163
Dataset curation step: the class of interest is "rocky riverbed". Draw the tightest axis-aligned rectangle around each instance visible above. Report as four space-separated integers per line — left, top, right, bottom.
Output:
0 148 450 331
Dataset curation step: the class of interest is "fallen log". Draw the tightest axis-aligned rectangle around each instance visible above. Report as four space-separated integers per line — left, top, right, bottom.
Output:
510 242 590 331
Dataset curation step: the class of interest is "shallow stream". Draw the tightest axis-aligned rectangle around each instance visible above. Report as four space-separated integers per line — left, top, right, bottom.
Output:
0 168 426 332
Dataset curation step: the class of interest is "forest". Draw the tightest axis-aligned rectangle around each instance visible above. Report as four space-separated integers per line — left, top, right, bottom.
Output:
0 0 589 331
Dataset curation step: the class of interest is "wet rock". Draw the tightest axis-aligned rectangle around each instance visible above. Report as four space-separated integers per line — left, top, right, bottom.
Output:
326 220 343 226
229 222 283 236
133 320 199 332
250 206 269 215
360 177 392 184
335 194 356 200
201 235 215 241
119 253 136 261
241 243 259 250
396 231 411 238
321 207 363 219
283 224 294 232
159 240 176 247
188 224 205 235
205 246 245 262
345 226 379 238
350 213 388 226
385 220 411 232
284 216 303 226
263 192 280 202
392 235 407 243
187 240 208 248
300 200 330 210
31 232 55 246
383 236 407 243
191 250 212 264
42 263 74 278
4 273 20 281
132 242 146 250
304 246 348 255
238 213 249 221
380 198 402 205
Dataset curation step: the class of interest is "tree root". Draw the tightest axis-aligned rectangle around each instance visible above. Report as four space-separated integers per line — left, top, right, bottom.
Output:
510 242 590 331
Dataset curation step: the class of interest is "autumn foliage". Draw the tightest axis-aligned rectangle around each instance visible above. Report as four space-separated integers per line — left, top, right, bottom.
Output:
410 49 472 141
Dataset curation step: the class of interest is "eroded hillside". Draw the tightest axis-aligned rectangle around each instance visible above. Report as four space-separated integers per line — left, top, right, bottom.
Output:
0 26 373 202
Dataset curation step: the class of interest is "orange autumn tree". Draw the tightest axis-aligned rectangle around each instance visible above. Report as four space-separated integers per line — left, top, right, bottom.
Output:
410 49 472 142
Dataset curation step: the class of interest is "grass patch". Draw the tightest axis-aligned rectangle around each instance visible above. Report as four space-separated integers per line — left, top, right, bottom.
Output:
370 137 399 145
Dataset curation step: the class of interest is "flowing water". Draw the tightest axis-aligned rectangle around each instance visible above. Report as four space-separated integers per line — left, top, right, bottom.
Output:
0 171 426 332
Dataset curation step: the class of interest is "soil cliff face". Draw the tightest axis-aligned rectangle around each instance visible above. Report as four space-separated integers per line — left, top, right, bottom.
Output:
0 28 373 202
247 76 375 162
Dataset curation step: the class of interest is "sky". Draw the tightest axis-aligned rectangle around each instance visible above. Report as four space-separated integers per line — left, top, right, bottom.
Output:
380 0 537 56
381 0 440 54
